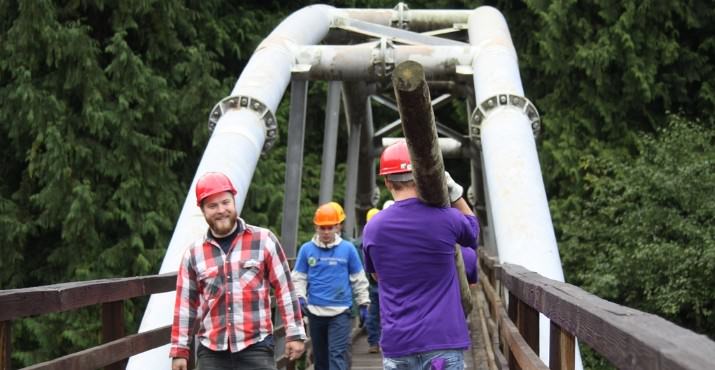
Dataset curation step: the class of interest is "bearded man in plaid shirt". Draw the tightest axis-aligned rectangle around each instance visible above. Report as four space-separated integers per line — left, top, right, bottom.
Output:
170 172 306 370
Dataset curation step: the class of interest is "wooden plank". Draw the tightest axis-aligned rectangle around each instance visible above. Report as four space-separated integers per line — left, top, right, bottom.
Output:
549 321 574 370
101 302 125 370
21 325 170 370
475 289 498 370
0 321 10 370
517 300 539 355
0 273 176 321
479 270 501 324
499 263 715 370
507 292 520 370
498 305 549 370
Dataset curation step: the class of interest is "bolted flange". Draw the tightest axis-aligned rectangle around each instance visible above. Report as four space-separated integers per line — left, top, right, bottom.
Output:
372 38 396 78
391 2 410 29
208 95 278 153
469 94 540 146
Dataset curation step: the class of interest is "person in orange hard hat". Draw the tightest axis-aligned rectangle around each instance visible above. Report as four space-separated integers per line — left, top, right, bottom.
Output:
170 172 306 370
291 203 370 370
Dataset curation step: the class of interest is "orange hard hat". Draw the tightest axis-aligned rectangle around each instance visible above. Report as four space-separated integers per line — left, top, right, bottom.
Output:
314 203 341 226
328 201 346 223
195 172 237 206
379 141 413 178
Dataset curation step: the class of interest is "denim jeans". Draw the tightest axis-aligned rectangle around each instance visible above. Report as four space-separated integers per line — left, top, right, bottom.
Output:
307 310 352 370
196 335 275 370
366 285 381 346
383 349 464 370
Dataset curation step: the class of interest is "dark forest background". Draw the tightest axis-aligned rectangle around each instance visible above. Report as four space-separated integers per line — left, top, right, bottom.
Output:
1 1 713 368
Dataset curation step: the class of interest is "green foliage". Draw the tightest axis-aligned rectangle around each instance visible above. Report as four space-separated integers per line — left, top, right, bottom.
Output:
520 0 715 199
558 116 715 335
0 0 238 365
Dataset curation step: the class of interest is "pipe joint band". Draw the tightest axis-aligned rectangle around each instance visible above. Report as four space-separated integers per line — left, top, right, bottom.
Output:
209 95 278 153
391 2 410 29
372 38 396 78
469 93 540 145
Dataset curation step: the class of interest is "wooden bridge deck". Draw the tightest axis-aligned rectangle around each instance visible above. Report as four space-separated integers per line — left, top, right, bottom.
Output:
346 289 493 370
349 325 489 370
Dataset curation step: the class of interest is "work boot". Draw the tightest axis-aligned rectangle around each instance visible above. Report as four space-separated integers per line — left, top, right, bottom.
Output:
368 345 380 354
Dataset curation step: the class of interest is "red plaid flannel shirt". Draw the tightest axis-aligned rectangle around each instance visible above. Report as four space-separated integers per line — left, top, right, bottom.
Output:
170 219 305 358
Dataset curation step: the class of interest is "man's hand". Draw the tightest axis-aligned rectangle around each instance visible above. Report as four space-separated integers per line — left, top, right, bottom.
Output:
171 357 187 370
444 171 463 203
359 305 369 327
285 340 305 361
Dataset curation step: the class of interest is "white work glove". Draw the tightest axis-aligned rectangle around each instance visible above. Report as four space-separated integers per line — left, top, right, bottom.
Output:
445 171 463 203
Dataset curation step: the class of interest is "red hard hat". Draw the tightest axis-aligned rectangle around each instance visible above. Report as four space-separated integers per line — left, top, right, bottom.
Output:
195 172 237 206
379 141 412 175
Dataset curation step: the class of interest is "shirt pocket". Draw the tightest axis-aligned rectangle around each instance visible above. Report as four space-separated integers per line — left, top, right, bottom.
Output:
238 259 264 290
198 265 223 299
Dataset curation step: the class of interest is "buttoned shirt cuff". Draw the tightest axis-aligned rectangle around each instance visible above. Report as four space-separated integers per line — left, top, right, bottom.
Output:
169 347 190 359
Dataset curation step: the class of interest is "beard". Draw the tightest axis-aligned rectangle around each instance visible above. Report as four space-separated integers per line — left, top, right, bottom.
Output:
208 214 237 237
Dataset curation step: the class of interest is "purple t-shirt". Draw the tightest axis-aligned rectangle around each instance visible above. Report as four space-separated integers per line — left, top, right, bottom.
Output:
362 197 479 358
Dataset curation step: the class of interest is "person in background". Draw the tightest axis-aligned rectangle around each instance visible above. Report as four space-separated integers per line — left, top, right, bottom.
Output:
292 203 371 370
362 141 479 370
170 172 306 370
364 206 382 354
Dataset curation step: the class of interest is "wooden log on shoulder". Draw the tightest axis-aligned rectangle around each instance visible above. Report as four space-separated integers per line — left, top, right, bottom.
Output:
392 60 449 207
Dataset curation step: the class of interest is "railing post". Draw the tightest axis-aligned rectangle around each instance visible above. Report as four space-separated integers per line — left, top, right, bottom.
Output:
102 302 125 370
517 299 539 356
507 292 521 370
549 321 575 370
0 321 11 370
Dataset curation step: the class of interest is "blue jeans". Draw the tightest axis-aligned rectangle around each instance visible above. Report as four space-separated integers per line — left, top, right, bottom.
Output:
366 285 381 346
307 310 352 370
383 350 464 370
196 335 275 370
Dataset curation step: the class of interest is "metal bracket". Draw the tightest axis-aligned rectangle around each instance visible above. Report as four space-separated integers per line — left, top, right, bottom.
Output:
208 95 278 153
391 2 410 29
372 38 396 78
469 94 541 145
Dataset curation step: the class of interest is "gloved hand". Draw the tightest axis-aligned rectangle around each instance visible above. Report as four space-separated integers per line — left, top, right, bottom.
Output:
444 171 463 203
359 305 368 328
298 297 308 318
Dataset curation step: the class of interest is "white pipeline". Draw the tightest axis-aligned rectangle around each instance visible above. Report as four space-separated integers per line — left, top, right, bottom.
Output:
127 5 343 369
469 6 582 368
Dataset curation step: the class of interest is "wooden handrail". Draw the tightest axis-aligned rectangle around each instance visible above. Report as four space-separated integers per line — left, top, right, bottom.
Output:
0 273 177 321
499 262 715 370
22 325 170 370
1 269 304 370
476 249 715 370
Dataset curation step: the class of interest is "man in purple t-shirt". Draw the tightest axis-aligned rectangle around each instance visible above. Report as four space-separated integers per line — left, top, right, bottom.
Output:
362 141 479 370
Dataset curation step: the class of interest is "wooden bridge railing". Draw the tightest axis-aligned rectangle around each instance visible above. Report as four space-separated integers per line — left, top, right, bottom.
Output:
0 273 176 370
0 269 305 370
476 249 715 370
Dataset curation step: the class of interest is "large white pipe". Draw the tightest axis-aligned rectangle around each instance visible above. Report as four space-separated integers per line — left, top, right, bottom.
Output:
295 44 474 81
127 5 344 369
469 6 583 368
126 109 266 369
